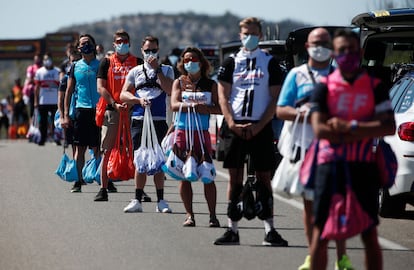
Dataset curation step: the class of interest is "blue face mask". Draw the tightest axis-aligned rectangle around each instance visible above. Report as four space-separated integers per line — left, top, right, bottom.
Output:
115 43 129 55
184 61 200 74
80 43 95 55
242 35 260 51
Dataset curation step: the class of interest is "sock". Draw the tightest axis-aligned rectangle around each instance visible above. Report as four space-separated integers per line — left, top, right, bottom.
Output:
135 189 143 202
263 218 274 234
156 189 164 202
228 218 238 233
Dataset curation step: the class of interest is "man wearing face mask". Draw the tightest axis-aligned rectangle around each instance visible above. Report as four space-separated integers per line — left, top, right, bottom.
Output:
309 28 395 270
34 52 61 146
215 17 288 246
93 29 143 201
120 35 175 213
63 34 101 193
277 27 354 270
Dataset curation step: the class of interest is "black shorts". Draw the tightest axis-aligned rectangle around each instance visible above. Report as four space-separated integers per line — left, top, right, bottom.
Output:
222 121 276 171
313 162 380 228
73 108 100 147
131 119 168 151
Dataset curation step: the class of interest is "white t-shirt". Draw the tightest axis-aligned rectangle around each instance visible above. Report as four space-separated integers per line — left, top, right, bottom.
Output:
34 66 60 105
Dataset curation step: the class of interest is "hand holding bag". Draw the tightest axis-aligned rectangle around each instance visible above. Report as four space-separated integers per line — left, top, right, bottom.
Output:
272 108 309 198
107 110 135 181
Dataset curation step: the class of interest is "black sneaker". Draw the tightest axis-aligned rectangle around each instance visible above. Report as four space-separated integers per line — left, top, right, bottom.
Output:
71 181 82 193
107 181 117 193
214 228 240 245
262 229 288 247
142 191 152 202
94 188 108 201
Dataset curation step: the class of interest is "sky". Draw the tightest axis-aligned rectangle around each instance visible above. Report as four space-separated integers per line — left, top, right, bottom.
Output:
0 0 385 40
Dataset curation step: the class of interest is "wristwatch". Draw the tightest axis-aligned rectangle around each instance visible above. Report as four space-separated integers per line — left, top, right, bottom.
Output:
350 120 358 131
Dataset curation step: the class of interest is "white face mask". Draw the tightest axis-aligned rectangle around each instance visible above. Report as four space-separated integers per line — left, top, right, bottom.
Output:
307 46 332 62
143 52 158 62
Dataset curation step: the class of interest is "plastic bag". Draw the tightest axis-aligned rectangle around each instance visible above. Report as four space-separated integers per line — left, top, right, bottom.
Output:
107 111 135 180
272 108 309 198
134 106 165 175
82 150 101 184
55 149 78 182
27 108 41 143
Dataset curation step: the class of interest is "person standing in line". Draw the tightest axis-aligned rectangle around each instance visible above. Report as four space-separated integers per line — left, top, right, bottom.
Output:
277 28 353 270
23 53 42 118
170 47 221 227
93 29 140 201
120 35 174 213
58 48 81 156
214 17 288 246
62 34 101 193
309 29 395 270
34 53 61 146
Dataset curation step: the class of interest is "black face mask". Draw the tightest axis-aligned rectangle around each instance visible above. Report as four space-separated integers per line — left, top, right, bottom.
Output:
80 43 95 55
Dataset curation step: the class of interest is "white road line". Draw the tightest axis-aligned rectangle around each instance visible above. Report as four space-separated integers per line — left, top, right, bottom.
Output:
215 168 409 251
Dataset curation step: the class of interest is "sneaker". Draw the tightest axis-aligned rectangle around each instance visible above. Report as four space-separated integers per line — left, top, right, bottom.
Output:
142 191 152 202
156 200 172 213
335 255 354 270
298 255 311 270
71 181 82 193
123 199 143 213
214 228 240 245
94 188 108 201
262 228 288 246
107 181 117 193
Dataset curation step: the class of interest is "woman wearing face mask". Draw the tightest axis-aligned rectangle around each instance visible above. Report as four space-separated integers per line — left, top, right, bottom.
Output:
170 47 222 227
34 52 61 146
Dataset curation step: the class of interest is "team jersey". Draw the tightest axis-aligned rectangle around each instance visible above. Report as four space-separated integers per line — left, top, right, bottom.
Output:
97 54 138 102
34 66 60 105
70 58 100 109
311 69 392 163
176 76 215 130
127 63 174 120
218 48 282 121
278 64 333 148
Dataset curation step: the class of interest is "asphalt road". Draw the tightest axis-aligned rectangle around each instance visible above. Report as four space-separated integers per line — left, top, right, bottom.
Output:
1 139 413 270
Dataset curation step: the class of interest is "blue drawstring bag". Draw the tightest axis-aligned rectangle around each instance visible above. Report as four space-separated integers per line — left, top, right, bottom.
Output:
82 153 101 184
55 149 78 182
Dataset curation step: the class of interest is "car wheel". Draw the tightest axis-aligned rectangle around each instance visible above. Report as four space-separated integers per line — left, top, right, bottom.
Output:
379 188 406 218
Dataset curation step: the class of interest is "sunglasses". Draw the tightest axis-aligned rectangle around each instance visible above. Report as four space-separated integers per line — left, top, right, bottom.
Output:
183 57 199 63
143 49 158 53
115 39 129 44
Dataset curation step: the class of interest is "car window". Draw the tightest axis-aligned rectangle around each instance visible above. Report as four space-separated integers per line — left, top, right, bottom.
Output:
391 78 414 113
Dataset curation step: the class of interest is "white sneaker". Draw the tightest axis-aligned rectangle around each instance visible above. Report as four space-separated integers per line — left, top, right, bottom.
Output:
156 200 172 213
123 199 143 213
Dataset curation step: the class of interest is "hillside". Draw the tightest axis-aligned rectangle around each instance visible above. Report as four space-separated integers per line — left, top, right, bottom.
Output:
0 12 310 97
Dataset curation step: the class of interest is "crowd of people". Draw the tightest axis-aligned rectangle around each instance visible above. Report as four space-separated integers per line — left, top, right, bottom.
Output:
0 16 395 270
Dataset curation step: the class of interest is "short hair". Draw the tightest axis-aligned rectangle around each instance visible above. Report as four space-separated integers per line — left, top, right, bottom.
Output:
239 17 262 33
177 47 211 78
78 34 96 46
113 29 130 42
142 35 159 47
333 28 360 43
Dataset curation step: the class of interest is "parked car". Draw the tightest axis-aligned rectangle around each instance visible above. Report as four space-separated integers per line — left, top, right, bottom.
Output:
352 8 414 217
